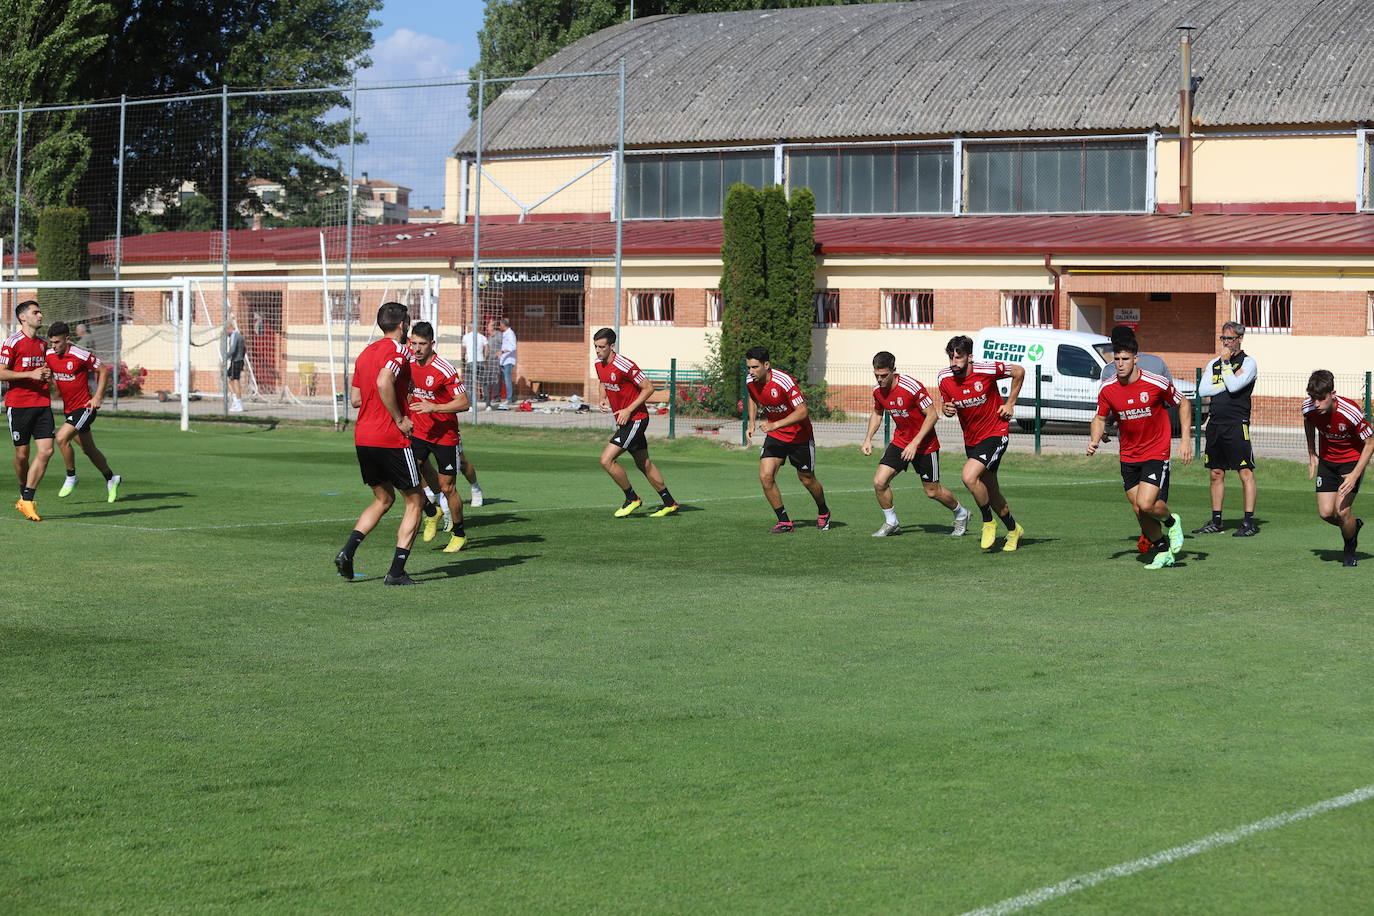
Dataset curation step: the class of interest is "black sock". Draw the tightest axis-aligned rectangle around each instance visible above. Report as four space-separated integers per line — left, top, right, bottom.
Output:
979 504 993 522
388 548 409 577
1163 515 1176 528
454 523 466 537
816 502 830 516
1000 511 1017 530
774 506 789 523
1243 511 1254 521
102 470 114 481
623 487 638 501
1345 519 1363 549
1212 510 1223 523
21 487 35 501
65 467 76 478
342 529 366 559
422 501 437 518
1153 536 1169 551
657 488 675 505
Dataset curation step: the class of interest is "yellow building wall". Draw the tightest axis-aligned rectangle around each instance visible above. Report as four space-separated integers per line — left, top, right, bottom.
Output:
1156 135 1358 204
458 156 613 218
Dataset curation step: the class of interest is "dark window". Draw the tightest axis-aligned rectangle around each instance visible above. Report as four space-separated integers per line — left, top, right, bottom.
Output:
813 290 840 327
1236 293 1291 332
556 293 584 327
966 140 1147 213
1057 345 1100 379
1006 293 1055 328
625 152 771 219
631 290 674 324
883 291 935 329
790 146 953 215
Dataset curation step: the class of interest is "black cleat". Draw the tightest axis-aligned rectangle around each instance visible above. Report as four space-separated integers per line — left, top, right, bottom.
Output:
1342 555 1358 567
384 572 421 586
1232 519 1259 537
335 550 355 580
1192 519 1225 534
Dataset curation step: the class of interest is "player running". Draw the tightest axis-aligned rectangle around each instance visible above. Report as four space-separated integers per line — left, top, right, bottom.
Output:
45 321 122 503
861 351 970 537
406 321 471 554
334 302 426 586
745 345 829 533
1302 369 1374 567
1087 328 1192 569
0 300 54 521
936 335 1025 550
593 327 679 518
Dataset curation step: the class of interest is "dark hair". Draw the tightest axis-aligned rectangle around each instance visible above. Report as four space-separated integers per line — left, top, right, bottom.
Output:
744 345 770 363
376 301 409 333
15 299 37 321
498 317 511 329
1306 369 1335 400
410 320 434 341
944 335 973 357
1110 325 1139 354
48 320 71 337
593 327 616 345
872 351 896 370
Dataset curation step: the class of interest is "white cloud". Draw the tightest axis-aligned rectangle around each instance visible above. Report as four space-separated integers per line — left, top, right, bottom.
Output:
360 28 466 83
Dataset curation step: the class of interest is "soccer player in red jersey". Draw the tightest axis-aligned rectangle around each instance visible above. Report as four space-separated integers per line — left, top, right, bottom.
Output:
334 302 426 585
45 321 121 503
406 321 471 554
936 335 1026 550
745 345 829 532
593 327 678 517
861 351 969 537
1087 328 1193 569
1302 369 1374 567
0 300 54 521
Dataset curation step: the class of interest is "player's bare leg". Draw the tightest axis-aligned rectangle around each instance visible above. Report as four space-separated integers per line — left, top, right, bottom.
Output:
1208 467 1226 514
382 487 427 584
1239 467 1257 514
13 443 29 492
796 468 830 530
759 456 793 531
74 429 114 478
871 463 902 535
13 437 54 519
417 460 449 542
435 471 468 553
601 442 643 516
629 448 678 516
1316 488 1363 566
921 478 970 535
1130 481 1184 566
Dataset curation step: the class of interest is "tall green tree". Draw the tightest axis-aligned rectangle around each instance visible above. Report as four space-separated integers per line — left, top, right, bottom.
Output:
717 182 764 405
470 0 887 117
785 186 816 374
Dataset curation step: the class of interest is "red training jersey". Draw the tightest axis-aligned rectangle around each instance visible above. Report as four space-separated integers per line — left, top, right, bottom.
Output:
45 345 102 411
873 374 939 453
1303 395 1372 464
2 331 51 408
936 361 1012 446
595 352 649 422
1096 369 1181 462
352 337 412 448
408 354 465 446
748 368 813 444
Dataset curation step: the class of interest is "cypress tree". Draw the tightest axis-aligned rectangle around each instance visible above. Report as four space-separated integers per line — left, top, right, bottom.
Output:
36 207 90 326
718 183 764 404
787 186 817 377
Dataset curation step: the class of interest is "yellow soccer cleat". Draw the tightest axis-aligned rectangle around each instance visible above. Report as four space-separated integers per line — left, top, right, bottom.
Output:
422 510 440 543
649 503 680 518
16 499 41 522
442 532 467 553
614 497 642 518
980 520 997 549
1002 524 1025 551
59 476 78 497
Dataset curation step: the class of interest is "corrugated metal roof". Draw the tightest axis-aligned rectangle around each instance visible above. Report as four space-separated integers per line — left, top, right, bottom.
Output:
457 0 1374 154
86 212 1374 265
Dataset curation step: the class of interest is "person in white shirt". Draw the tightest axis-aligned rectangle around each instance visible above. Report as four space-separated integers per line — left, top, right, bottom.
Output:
497 317 517 407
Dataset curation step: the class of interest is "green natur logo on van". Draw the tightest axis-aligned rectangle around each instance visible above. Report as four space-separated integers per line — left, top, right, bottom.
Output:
982 342 1045 362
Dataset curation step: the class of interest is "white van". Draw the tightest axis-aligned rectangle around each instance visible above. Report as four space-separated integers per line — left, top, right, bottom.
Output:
972 327 1200 431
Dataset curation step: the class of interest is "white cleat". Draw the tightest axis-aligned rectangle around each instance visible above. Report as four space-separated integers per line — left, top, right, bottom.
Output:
470 486 484 508
872 522 901 537
951 505 972 536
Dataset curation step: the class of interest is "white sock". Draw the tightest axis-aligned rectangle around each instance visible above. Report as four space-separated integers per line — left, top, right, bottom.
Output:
951 502 965 515
882 507 898 526
423 486 437 503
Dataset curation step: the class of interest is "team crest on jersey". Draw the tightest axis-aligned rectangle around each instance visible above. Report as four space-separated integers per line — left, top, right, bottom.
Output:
611 372 618 381
67 360 74 370
426 375 434 386
1140 391 1150 403
973 381 983 393
770 387 779 397
896 396 903 406
1338 422 1347 432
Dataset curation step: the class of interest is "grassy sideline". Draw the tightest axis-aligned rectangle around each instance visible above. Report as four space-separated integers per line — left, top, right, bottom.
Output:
3 418 1372 912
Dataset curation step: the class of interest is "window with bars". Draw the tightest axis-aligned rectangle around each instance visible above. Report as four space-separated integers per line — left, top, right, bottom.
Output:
630 290 675 325
883 290 935 329
1005 292 1056 328
328 292 361 323
1236 293 1292 333
706 289 723 326
556 293 584 327
813 290 840 327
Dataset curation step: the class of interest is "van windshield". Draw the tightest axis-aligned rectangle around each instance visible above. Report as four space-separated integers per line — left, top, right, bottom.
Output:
1093 343 1115 363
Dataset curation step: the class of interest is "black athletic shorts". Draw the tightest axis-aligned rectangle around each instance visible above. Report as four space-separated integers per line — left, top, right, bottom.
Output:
410 436 458 477
760 435 815 472
227 360 244 381
1120 459 1171 502
1315 459 1363 495
609 416 649 453
965 435 1009 473
356 445 421 490
7 405 55 446
879 442 940 483
63 407 98 432
1204 423 1256 472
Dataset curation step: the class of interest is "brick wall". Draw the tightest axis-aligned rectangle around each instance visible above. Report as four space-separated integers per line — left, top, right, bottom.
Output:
937 289 1001 331
1292 290 1367 336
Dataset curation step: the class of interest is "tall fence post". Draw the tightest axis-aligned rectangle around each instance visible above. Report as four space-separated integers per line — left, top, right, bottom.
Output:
1365 371 1371 420
668 358 677 440
113 96 127 410
220 85 230 414
469 72 484 427
882 411 890 447
1034 363 1043 455
343 76 359 426
1194 367 1204 456
740 362 748 446
11 101 23 315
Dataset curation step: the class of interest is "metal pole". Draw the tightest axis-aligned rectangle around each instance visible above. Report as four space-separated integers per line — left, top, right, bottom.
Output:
613 59 626 345
883 411 890 448
12 101 23 316
740 362 748 446
470 73 484 424
1194 367 1204 456
1034 363 1043 455
221 85 230 413
180 282 191 431
112 96 127 410
1365 370 1371 420
668 358 677 439
343 76 358 425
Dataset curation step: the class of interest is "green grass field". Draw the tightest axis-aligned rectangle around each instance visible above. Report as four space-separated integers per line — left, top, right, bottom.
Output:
3 418 1372 913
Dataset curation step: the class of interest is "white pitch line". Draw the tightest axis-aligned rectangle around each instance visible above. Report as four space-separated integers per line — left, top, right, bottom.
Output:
960 783 1374 916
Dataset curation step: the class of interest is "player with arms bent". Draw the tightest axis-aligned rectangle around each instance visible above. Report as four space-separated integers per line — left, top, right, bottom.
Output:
1 300 54 521
746 346 830 533
861 350 969 536
593 328 679 518
936 335 1025 550
45 321 121 502
334 302 425 585
1302 369 1374 567
407 321 471 554
1087 328 1192 569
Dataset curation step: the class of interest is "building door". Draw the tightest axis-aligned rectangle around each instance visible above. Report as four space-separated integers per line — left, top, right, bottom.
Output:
1071 296 1105 335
